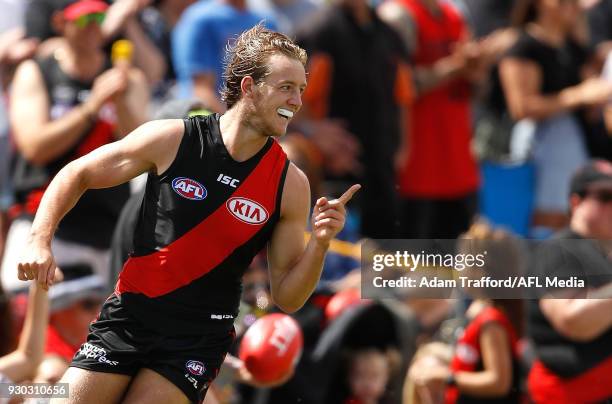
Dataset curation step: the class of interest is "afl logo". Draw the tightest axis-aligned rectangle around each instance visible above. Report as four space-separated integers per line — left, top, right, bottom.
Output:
227 197 269 225
186 360 206 376
172 177 207 200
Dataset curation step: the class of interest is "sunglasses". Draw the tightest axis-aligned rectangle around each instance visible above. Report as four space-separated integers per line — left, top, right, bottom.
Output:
74 12 106 28
583 190 612 204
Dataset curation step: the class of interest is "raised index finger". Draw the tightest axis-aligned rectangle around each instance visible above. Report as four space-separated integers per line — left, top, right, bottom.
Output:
338 184 361 205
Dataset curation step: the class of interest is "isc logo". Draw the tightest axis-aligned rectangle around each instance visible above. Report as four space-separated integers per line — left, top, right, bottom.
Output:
172 177 207 200
217 173 240 188
227 197 269 225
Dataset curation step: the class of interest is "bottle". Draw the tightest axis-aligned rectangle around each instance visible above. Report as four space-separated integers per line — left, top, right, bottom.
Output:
111 39 133 69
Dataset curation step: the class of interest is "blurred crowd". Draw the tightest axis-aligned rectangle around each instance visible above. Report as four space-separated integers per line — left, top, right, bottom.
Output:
0 0 612 403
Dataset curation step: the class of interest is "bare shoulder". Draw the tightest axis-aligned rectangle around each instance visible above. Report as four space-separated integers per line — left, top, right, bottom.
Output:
12 59 44 88
124 119 184 144
121 119 185 174
280 162 311 220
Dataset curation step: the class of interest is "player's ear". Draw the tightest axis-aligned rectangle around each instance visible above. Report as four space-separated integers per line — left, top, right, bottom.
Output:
241 76 256 99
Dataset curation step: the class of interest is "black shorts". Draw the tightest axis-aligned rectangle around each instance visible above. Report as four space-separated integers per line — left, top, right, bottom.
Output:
70 294 235 403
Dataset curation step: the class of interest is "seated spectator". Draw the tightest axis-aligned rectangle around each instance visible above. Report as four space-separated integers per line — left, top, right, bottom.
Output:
36 267 106 384
343 347 401 404
0 269 60 388
527 160 612 404
406 222 525 404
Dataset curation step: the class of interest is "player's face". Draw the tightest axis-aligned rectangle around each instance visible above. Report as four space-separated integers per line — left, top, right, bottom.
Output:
252 54 307 137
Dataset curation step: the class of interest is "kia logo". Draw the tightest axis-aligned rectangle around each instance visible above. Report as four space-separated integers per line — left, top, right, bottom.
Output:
172 177 207 201
186 360 206 376
226 197 269 225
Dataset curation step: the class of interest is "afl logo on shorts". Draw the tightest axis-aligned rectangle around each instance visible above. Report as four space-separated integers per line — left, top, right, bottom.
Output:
172 177 207 201
227 197 269 225
186 360 206 376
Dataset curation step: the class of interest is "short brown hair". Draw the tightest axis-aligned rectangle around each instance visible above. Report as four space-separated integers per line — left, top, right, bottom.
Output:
220 24 307 109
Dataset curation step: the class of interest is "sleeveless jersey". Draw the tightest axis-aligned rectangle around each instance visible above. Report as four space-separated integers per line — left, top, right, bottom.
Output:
115 114 289 335
446 306 521 404
396 0 479 198
10 55 129 248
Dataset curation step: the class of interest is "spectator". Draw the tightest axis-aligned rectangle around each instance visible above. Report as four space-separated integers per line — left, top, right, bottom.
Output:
587 0 612 64
295 0 411 238
527 159 612 403
37 268 106 385
136 0 198 108
407 222 524 404
380 0 482 239
343 347 401 404
1 0 149 291
172 0 277 111
0 2 38 268
25 0 168 86
499 0 612 235
0 272 59 391
247 0 319 36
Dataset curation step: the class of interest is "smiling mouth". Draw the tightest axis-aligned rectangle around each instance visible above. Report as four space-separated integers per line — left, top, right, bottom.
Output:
277 108 294 120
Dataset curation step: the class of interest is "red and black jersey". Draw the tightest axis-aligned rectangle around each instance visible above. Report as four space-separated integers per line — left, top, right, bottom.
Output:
10 56 129 248
115 114 289 335
446 306 521 404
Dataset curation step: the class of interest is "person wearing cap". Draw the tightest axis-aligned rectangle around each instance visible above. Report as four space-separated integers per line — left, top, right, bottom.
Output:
527 159 612 403
34 266 107 385
2 0 149 291
17 25 358 404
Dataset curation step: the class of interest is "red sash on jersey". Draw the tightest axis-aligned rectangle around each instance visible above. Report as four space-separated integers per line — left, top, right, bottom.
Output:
116 141 287 298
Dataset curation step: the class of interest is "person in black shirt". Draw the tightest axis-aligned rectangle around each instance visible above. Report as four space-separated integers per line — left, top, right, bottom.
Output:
1 0 148 292
527 159 612 404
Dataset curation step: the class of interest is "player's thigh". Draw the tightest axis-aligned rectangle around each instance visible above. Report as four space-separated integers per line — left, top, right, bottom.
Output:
122 368 190 404
50 366 131 404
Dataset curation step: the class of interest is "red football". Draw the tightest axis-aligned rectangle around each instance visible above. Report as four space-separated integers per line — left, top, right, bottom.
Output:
239 313 303 384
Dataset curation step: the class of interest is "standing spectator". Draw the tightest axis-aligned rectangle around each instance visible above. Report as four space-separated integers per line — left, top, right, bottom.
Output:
587 0 612 64
295 0 412 238
136 0 198 108
527 159 612 403
172 0 277 111
1 0 149 291
0 1 38 268
381 0 481 239
247 0 320 36
499 0 612 236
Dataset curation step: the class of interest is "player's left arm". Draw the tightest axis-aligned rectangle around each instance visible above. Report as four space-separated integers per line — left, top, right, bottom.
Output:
267 163 360 313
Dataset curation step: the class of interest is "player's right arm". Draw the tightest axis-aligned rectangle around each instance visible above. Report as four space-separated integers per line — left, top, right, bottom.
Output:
17 119 185 290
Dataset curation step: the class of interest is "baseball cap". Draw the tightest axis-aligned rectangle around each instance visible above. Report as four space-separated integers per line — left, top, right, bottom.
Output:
62 0 109 21
48 264 107 312
570 159 612 195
